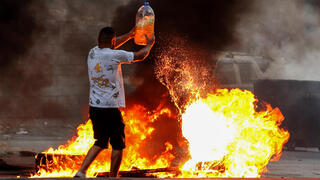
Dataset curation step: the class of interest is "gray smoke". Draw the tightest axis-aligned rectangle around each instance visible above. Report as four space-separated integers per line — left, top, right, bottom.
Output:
231 0 320 81
0 0 62 127
0 0 130 136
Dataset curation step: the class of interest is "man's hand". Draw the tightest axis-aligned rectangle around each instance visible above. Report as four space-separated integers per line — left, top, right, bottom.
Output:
145 34 155 46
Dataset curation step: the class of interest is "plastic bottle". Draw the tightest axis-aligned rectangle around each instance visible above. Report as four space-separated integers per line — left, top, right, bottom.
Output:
134 0 155 45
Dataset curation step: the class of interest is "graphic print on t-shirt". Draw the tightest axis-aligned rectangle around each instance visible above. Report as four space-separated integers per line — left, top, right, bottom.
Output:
94 63 102 73
92 63 109 88
91 74 110 88
107 65 114 73
113 92 119 98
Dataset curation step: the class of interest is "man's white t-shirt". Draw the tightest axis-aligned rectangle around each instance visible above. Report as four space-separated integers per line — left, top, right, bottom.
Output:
88 46 134 108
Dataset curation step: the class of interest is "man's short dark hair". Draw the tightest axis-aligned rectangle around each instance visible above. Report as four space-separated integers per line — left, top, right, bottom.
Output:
98 27 116 44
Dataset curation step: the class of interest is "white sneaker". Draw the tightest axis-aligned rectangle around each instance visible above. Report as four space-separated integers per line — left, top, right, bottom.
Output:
74 171 86 178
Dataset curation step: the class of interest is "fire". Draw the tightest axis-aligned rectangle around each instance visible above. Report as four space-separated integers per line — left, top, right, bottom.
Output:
32 38 289 178
45 120 95 155
32 104 175 178
179 89 289 177
32 88 289 178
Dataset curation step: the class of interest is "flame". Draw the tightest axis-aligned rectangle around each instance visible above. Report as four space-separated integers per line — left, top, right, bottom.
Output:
45 120 95 155
32 88 289 178
32 104 175 178
179 89 289 177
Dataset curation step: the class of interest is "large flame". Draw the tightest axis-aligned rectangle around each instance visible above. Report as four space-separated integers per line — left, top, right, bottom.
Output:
32 88 289 178
180 89 289 177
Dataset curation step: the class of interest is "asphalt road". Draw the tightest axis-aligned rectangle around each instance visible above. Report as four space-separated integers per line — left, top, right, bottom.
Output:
0 135 319 178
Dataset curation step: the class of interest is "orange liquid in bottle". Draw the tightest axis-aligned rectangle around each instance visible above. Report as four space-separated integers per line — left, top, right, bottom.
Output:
134 23 154 45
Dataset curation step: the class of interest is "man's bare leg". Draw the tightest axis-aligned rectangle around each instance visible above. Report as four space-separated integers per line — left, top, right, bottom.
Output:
79 145 102 174
110 149 123 177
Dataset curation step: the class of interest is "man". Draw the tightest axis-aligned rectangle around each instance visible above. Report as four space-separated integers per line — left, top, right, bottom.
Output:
75 27 155 178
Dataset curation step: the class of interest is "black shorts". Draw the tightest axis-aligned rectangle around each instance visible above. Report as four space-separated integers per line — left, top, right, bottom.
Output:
89 106 125 150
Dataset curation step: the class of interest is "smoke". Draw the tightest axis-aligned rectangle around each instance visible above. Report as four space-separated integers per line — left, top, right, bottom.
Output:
0 1 37 67
0 0 44 82
231 0 320 81
0 0 131 130
55 0 129 57
0 0 67 126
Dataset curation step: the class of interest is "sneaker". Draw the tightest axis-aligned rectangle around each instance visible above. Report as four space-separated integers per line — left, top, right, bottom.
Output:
74 171 86 178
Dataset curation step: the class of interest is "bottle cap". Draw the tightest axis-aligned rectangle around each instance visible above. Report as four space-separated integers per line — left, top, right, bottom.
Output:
144 0 149 6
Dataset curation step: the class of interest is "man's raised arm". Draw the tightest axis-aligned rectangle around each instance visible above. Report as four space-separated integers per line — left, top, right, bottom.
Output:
133 34 155 62
115 28 135 49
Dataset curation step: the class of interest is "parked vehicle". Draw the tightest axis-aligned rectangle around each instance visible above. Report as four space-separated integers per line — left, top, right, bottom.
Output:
213 52 267 91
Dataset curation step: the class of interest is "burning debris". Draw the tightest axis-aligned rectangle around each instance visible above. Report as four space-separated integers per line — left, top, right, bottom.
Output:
32 89 289 178
32 105 176 178
31 39 289 178
180 89 289 177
